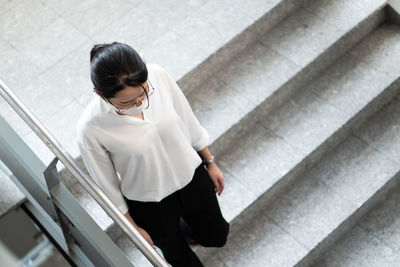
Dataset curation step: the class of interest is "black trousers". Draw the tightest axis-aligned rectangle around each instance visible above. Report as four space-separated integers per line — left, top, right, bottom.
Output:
123 163 230 267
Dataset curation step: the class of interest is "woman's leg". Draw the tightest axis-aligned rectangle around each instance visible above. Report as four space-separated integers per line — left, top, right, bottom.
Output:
178 164 230 248
152 219 203 267
123 194 204 267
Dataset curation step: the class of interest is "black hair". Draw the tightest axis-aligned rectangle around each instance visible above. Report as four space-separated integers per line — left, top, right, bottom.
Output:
90 42 148 100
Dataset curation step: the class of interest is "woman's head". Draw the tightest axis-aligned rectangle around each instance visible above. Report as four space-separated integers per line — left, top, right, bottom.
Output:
90 42 149 110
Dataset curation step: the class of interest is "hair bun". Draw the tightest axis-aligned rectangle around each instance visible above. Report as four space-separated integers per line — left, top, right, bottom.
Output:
90 43 111 62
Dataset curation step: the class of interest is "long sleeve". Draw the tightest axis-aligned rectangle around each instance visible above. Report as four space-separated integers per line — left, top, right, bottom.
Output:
77 126 129 214
162 67 210 151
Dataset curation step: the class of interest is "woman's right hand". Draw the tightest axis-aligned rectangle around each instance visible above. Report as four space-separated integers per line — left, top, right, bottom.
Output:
137 226 156 250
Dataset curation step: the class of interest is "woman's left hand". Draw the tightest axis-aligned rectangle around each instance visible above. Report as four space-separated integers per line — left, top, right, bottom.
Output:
204 163 225 196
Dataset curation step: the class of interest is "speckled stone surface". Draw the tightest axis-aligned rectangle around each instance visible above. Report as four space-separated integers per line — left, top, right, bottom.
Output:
198 68 400 267
1 0 399 266
314 179 400 266
350 22 400 80
357 181 400 257
313 225 400 267
205 22 399 205
195 20 400 267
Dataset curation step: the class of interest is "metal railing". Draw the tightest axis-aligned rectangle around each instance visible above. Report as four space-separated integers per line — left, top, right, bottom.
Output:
0 79 169 267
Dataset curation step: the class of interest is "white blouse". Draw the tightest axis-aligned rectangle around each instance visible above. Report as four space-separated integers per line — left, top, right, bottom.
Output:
76 63 210 214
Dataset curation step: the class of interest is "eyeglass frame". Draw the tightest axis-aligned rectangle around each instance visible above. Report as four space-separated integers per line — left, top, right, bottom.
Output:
104 79 155 111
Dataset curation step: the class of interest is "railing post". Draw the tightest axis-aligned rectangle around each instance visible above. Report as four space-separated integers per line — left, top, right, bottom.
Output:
43 157 79 254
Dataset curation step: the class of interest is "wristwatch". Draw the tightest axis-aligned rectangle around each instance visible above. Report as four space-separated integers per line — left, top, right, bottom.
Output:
203 155 215 165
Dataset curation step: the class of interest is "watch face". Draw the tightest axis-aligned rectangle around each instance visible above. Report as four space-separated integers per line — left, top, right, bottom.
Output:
203 155 214 165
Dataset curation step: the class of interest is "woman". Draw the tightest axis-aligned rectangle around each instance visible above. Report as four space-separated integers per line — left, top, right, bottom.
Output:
76 42 230 266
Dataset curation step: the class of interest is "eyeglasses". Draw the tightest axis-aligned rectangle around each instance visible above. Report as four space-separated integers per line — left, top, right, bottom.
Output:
107 80 155 110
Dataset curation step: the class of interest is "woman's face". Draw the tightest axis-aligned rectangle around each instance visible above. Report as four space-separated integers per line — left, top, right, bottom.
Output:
94 80 150 110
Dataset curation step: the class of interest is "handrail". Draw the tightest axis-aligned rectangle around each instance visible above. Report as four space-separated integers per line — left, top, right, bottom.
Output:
0 80 169 267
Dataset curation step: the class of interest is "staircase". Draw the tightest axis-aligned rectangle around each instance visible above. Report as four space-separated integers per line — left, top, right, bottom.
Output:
56 0 400 266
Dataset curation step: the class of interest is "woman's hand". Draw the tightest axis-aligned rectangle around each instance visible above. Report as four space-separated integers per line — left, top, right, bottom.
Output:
204 163 225 195
137 226 156 250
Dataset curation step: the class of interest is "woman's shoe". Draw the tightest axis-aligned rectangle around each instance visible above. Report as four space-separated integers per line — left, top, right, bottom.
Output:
179 217 198 245
185 236 198 245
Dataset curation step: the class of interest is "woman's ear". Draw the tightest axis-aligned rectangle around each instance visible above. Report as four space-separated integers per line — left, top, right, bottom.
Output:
93 89 111 104
93 89 103 98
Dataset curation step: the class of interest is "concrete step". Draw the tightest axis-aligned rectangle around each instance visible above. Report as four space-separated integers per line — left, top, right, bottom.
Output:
310 93 400 266
191 23 400 266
